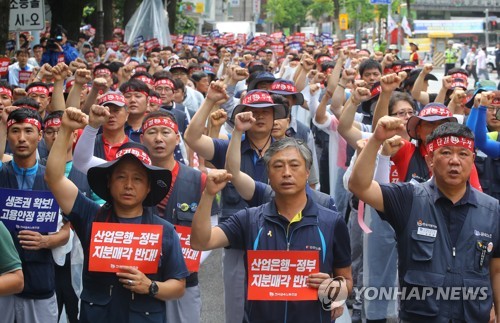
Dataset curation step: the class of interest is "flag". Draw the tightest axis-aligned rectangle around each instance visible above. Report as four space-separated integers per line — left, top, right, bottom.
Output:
246 32 254 45
387 15 397 34
401 16 412 36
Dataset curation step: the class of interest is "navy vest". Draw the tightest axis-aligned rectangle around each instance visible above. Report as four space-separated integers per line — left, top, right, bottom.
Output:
93 134 106 160
475 155 500 201
0 162 55 299
405 145 430 183
397 181 498 322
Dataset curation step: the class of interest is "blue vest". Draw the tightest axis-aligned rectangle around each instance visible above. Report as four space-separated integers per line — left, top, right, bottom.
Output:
159 163 203 226
93 134 106 160
405 145 429 183
397 181 498 322
77 206 170 320
0 161 55 299
220 138 268 222
475 155 500 201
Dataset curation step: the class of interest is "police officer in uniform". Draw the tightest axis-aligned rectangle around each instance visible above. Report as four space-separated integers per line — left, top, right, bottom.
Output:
349 117 500 322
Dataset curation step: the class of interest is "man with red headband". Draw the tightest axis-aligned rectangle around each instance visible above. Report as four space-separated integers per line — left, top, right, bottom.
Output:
0 81 14 113
349 118 500 322
0 107 70 323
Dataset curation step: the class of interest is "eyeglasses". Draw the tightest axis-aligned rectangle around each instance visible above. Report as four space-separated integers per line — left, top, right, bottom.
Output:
390 110 415 118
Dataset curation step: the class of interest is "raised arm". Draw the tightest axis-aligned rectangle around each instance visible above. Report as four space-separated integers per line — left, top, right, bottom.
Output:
411 64 433 105
434 75 453 104
294 54 315 92
190 169 232 251
330 67 356 118
50 63 72 112
72 105 110 174
184 81 228 160
447 88 467 115
338 87 371 149
372 73 401 129
348 116 405 212
473 92 500 158
225 112 256 200
81 78 109 115
45 107 88 215
66 69 92 109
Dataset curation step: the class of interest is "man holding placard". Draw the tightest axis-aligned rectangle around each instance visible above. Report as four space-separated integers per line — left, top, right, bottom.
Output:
45 107 188 322
191 137 352 322
0 107 70 323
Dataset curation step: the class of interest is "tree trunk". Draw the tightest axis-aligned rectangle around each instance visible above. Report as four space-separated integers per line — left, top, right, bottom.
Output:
123 0 138 28
0 0 9 55
47 0 86 40
406 0 411 28
103 0 114 41
167 0 177 34
333 0 340 39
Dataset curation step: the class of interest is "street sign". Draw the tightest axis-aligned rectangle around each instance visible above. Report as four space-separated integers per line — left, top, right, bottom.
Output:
340 13 349 30
370 0 391 5
9 0 45 31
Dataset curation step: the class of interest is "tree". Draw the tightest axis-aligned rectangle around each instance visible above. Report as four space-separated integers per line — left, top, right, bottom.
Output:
0 0 9 55
175 2 197 34
308 0 333 32
103 0 114 41
47 0 88 40
266 0 306 30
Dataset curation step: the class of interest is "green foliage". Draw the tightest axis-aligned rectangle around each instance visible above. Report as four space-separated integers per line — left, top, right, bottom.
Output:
308 0 334 21
266 0 306 29
83 5 95 18
345 0 376 28
175 2 198 34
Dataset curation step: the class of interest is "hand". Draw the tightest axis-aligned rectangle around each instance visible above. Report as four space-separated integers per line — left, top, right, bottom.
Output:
210 109 227 128
442 76 453 90
380 73 401 93
354 79 368 89
232 67 249 82
89 104 110 128
68 59 87 73
312 72 326 84
62 107 89 131
301 55 315 72
74 69 92 85
1 106 19 124
148 57 160 68
116 266 152 295
450 88 467 106
306 69 318 80
235 111 255 132
373 116 405 142
398 71 407 83
422 63 433 75
331 306 345 320
206 81 228 103
341 68 356 82
12 88 26 101
118 64 134 81
351 87 371 105
382 53 395 66
350 59 360 70
309 83 320 95
39 63 53 79
52 63 72 82
338 49 349 61
92 78 109 93
480 91 494 107
381 135 403 156
17 230 49 250
307 272 331 289
205 169 232 196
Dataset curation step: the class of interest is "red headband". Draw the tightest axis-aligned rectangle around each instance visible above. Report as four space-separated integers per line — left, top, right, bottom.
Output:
94 69 111 76
15 104 38 111
27 86 49 96
154 79 175 89
492 97 500 106
450 73 468 82
115 147 152 165
7 118 41 130
148 96 162 105
142 117 178 133
0 87 12 98
427 135 474 153
136 76 154 86
44 117 61 129
271 82 297 93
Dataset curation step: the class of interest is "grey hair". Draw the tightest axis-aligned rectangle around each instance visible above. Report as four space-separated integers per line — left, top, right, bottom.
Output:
263 137 313 170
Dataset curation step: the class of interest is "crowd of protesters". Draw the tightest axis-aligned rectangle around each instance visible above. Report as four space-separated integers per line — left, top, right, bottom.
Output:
0 24 499 323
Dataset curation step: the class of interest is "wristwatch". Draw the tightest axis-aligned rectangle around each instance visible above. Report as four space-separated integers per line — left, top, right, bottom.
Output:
148 280 159 297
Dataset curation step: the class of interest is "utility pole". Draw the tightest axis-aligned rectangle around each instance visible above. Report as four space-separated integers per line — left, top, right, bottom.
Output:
96 0 104 45
484 9 489 49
